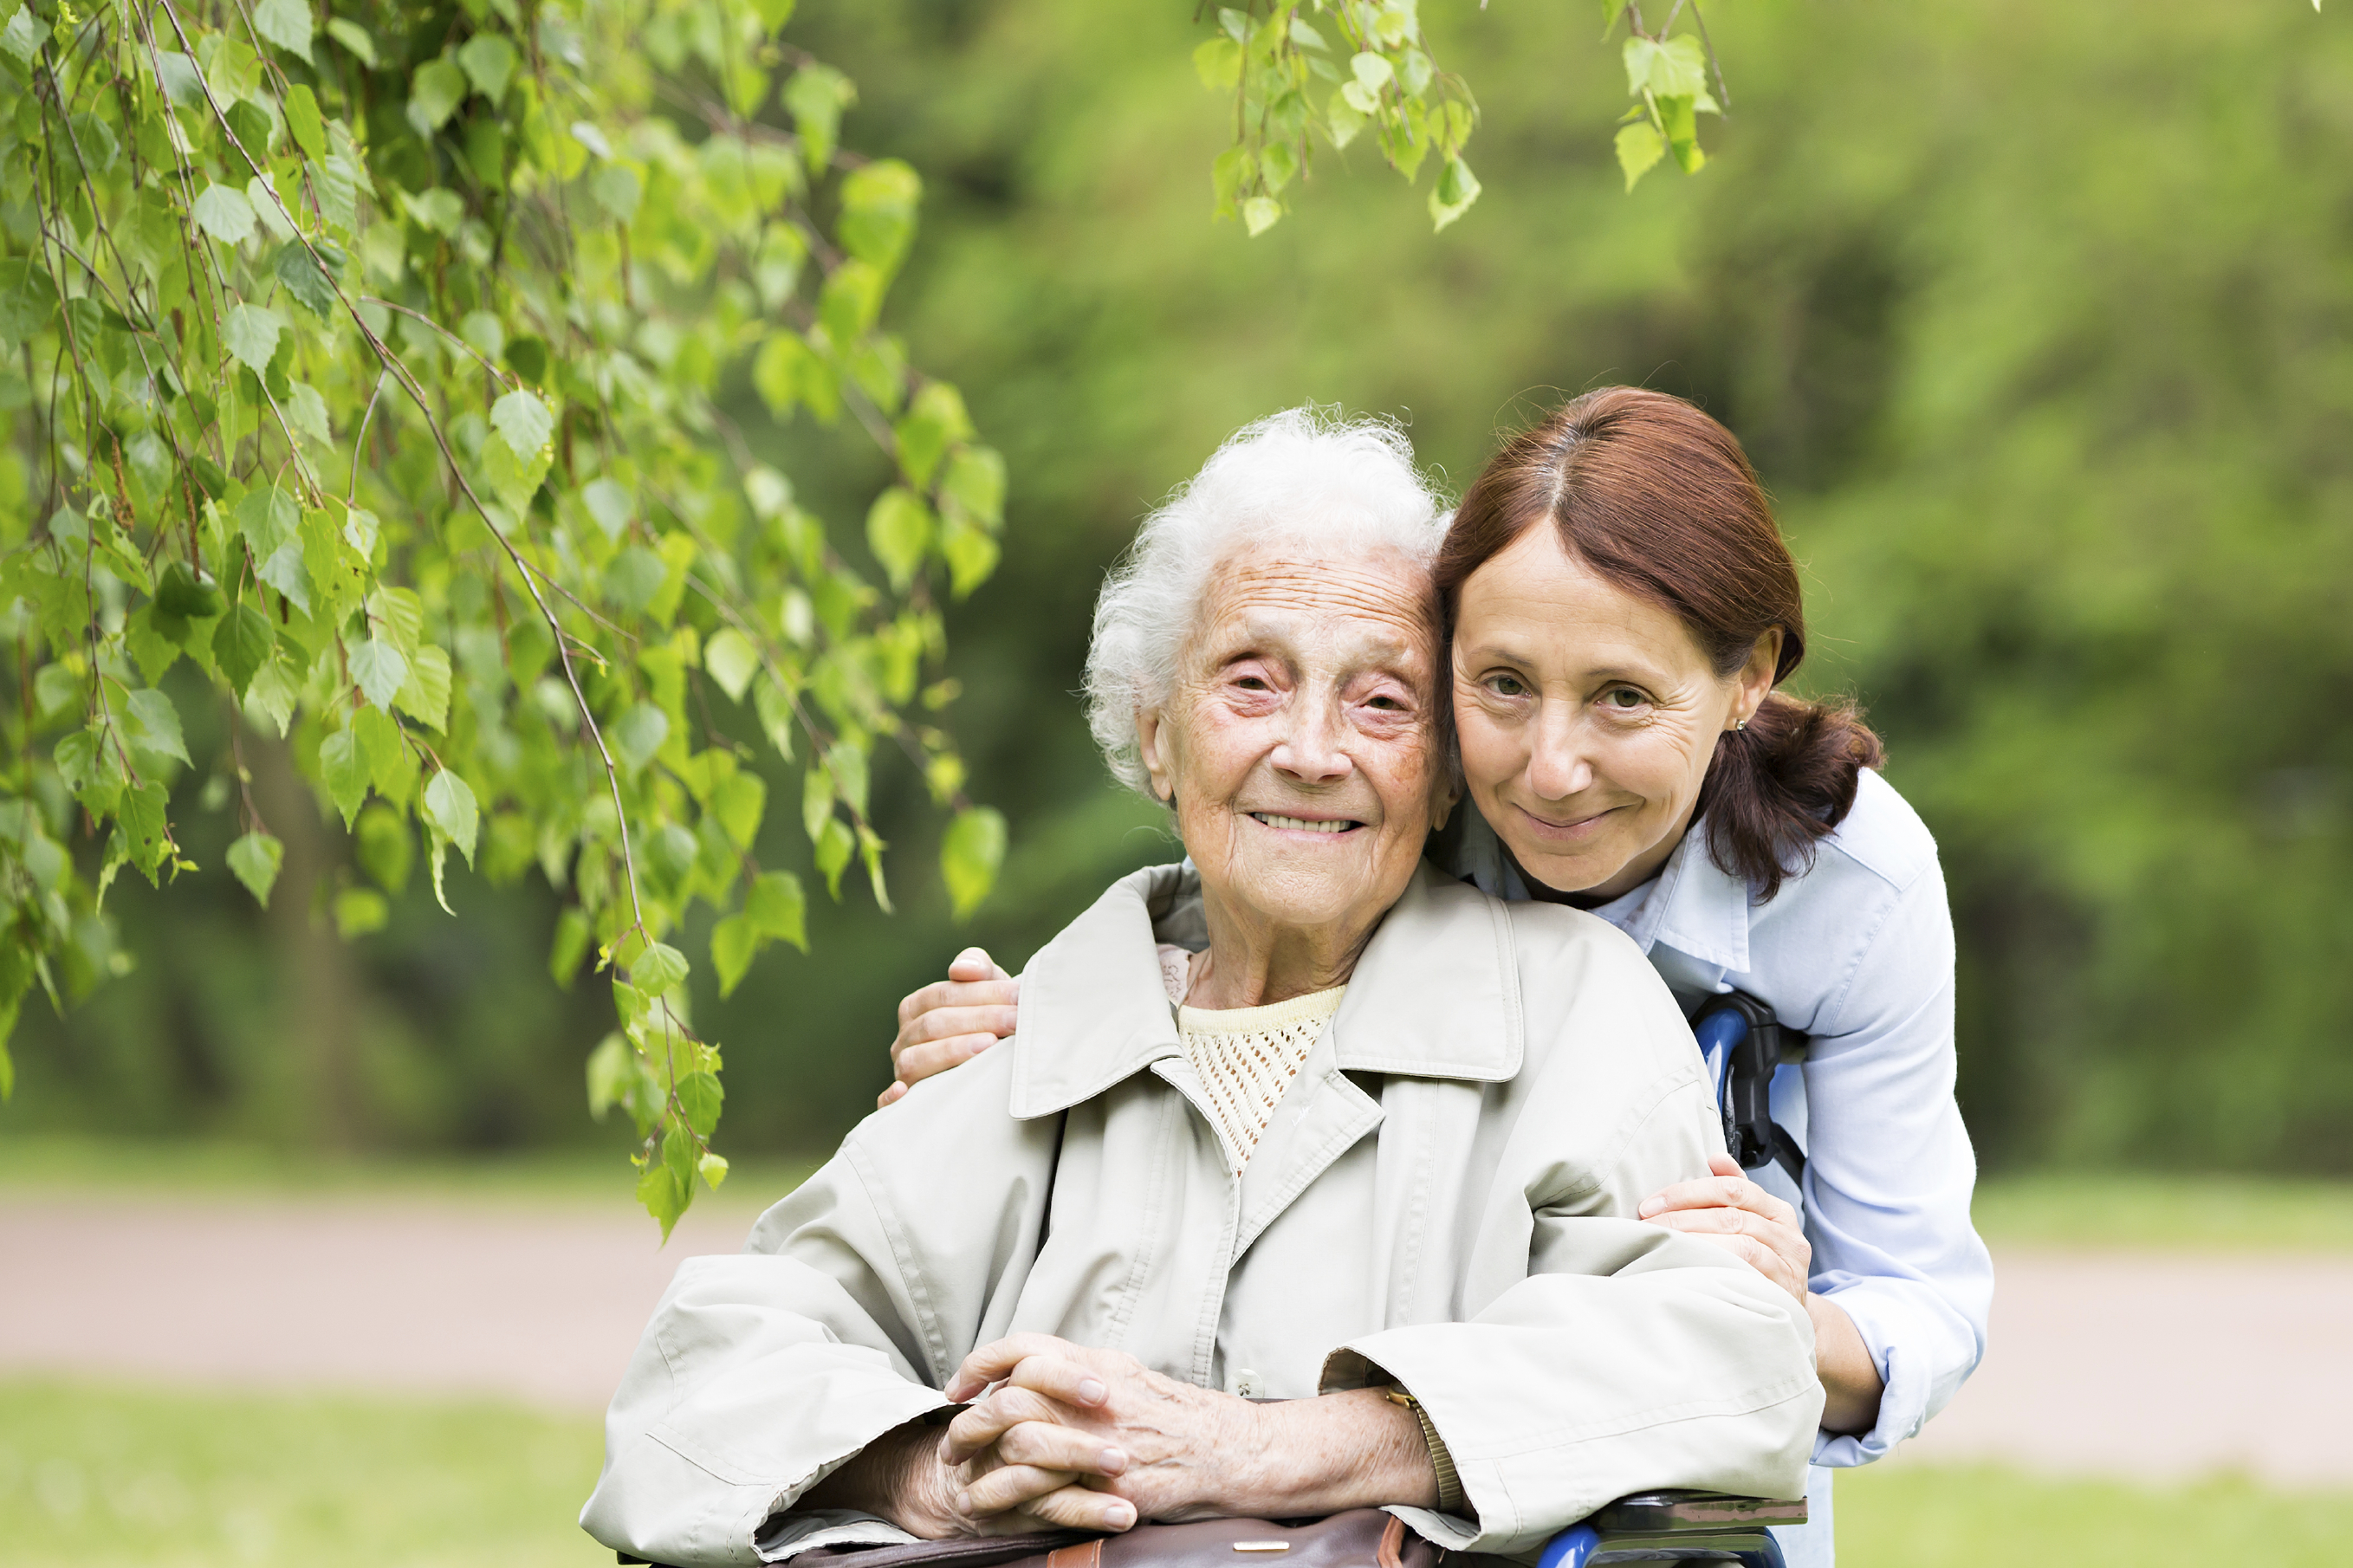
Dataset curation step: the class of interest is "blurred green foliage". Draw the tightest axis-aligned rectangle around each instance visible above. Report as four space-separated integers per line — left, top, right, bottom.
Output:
5 0 2350 1173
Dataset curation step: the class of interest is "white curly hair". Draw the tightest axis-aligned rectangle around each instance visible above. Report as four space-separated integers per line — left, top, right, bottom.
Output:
1083 406 1449 798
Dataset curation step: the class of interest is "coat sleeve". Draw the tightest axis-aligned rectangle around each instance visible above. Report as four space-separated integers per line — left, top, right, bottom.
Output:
579 1053 1058 1567
1322 924 1825 1558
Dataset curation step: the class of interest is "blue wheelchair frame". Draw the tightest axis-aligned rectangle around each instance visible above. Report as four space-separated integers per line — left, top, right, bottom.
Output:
1532 990 1812 1566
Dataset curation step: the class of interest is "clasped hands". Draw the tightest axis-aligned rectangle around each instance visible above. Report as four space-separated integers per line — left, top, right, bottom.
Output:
833 1334 1434 1540
880 1335 1250 1538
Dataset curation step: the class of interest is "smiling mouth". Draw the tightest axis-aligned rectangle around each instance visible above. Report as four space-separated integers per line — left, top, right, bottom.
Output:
1516 801 1621 834
1248 812 1363 834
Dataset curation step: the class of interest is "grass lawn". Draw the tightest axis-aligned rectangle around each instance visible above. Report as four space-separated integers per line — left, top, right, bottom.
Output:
6 1379 2352 1568
0 1380 612 1568
1838 1459 2353 1565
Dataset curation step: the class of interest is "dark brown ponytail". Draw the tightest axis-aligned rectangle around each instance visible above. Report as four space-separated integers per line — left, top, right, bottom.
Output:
1433 386 1884 902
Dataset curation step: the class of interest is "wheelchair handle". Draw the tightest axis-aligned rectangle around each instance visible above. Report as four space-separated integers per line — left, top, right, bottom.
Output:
1690 992 1807 1184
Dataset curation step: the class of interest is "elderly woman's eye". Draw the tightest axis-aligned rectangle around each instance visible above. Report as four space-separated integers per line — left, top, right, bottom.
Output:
1365 693 1407 711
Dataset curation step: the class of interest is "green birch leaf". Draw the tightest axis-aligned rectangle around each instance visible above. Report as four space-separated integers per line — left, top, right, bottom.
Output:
68 737 123 819
354 706 413 800
814 815 854 898
368 586 425 655
632 942 689 996
252 0 314 60
325 19 377 69
124 688 190 766
710 912 757 997
865 488 930 591
581 477 632 538
119 781 172 883
255 542 312 617
1194 36 1243 91
284 85 326 161
350 638 409 711
423 768 480 866
941 805 1007 918
753 675 797 761
713 770 765 852
226 831 284 909
286 383 332 446
243 655 300 739
458 34 518 102
193 185 257 247
409 57 469 136
858 824 891 915
1616 120 1666 191
0 259 58 348
940 447 1006 528
222 304 284 373
746 869 807 951
1429 156 1482 231
610 703 669 774
702 627 760 703
490 388 554 458
334 888 389 937
941 515 1001 599
396 644 452 730
677 1071 723 1137
0 7 42 68
275 242 340 320
212 603 274 697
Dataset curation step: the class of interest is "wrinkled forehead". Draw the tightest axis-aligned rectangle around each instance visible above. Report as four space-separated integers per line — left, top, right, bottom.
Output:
1186 545 1440 684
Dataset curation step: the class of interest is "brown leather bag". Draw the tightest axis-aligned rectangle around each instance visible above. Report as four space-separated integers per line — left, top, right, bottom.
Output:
791 1510 1438 1568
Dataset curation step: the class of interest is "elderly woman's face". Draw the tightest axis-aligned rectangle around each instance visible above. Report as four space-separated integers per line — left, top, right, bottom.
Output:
1138 548 1448 936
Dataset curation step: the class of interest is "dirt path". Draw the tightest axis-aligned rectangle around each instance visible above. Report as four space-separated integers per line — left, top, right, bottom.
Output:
4 1195 2348 1485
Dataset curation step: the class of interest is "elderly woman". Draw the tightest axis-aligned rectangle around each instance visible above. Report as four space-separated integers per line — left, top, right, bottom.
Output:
580 411 1820 1568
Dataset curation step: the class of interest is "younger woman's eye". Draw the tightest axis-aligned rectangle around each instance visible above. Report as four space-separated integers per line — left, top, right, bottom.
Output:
1604 687 1648 709
1486 674 1529 698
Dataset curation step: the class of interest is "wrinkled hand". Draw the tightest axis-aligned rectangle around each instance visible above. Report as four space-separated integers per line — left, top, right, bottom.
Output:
1637 1154 1812 1303
881 948 1020 1109
938 1335 1249 1532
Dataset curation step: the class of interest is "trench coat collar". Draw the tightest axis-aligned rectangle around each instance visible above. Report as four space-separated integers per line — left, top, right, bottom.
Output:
1008 859 1523 1119
1440 808 1752 975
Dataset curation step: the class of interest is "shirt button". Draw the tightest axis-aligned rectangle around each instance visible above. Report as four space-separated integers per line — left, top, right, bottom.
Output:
1235 1369 1264 1399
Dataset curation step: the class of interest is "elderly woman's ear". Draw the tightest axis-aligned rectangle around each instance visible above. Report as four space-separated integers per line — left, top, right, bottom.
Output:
1428 769 1462 833
1137 708 1178 806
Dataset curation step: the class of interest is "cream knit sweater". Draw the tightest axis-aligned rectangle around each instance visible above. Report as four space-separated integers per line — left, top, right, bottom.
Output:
1157 944 1345 1170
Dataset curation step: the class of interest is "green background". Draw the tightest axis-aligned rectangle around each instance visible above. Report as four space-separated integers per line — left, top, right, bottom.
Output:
7 0 2351 1177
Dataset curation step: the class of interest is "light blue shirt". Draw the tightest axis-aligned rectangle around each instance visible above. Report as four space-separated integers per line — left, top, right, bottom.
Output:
1440 768 1994 1566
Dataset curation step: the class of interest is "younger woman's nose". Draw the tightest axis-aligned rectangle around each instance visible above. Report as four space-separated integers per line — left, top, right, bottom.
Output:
1524 714 1594 801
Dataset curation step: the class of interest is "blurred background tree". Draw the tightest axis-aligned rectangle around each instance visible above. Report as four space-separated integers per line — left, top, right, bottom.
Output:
6 0 2348 1177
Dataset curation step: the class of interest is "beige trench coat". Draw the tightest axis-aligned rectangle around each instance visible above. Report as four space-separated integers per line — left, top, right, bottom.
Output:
581 863 1823 1567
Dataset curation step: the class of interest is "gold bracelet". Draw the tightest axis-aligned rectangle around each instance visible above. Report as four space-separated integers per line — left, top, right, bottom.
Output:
1384 1387 1466 1516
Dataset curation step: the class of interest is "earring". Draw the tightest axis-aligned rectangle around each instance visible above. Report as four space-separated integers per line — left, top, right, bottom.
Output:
1733 716 1748 732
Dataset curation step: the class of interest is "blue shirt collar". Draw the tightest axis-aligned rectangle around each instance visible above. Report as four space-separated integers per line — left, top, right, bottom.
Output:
1436 809 1752 974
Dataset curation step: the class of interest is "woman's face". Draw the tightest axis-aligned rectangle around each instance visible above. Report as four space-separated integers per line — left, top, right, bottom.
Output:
1138 547 1452 942
1452 524 1777 900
